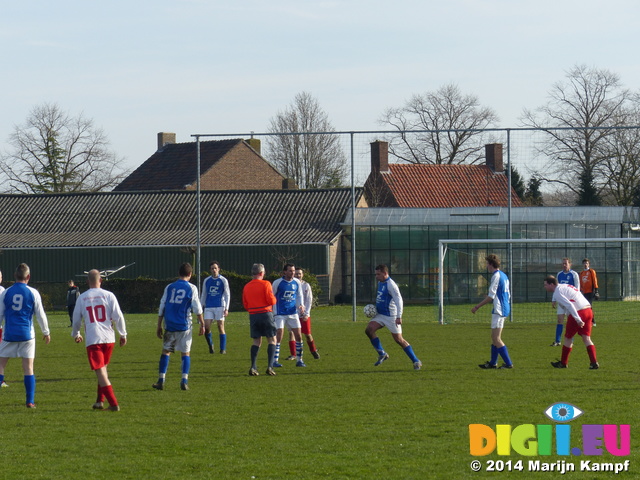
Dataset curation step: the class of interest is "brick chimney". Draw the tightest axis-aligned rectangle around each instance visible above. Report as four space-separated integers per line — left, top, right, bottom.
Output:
485 143 503 173
282 178 298 190
246 138 261 155
157 132 176 151
371 141 389 174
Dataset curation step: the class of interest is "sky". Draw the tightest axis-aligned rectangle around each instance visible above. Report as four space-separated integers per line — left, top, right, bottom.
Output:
1 0 639 176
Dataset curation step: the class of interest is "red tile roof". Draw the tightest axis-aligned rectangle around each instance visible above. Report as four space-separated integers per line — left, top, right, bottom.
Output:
375 164 522 208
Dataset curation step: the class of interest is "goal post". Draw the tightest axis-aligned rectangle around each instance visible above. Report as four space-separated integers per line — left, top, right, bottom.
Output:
438 237 640 325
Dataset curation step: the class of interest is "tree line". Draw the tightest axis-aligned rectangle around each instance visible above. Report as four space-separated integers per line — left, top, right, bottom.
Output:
2 64 639 206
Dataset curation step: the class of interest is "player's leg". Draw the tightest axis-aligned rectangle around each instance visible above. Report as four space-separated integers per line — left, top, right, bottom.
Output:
491 325 513 368
291 327 305 367
553 318 577 368
204 316 215 354
22 356 36 407
273 316 285 367
365 320 389 366
153 348 172 390
180 352 191 390
217 319 227 354
391 332 421 370
0 357 9 386
286 328 296 360
552 311 565 346
301 317 319 358
266 335 277 375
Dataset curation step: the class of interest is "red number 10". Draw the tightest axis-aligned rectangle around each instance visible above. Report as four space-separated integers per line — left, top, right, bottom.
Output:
85 305 107 323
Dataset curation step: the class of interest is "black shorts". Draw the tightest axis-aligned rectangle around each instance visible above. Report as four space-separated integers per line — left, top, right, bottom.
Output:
250 312 276 339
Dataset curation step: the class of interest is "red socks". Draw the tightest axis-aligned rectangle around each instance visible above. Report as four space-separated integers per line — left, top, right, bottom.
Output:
561 346 572 365
99 385 118 407
587 345 597 364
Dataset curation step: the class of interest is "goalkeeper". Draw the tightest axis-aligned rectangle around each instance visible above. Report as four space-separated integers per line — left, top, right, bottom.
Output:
580 258 599 325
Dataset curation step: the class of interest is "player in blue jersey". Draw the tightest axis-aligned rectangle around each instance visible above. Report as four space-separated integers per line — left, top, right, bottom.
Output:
551 258 580 346
272 264 306 368
472 254 514 369
0 263 51 407
152 263 204 391
200 261 230 354
364 264 422 370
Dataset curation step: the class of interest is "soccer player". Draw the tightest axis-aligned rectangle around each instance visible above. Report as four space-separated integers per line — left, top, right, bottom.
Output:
544 275 598 369
471 254 513 369
153 263 204 391
66 279 80 327
0 263 51 408
72 269 127 411
551 258 580 346
580 258 599 326
272 264 306 368
365 264 422 370
294 268 320 359
200 261 230 354
242 263 278 376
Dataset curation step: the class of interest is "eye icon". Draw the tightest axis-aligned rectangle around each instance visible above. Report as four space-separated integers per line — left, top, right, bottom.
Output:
544 403 583 422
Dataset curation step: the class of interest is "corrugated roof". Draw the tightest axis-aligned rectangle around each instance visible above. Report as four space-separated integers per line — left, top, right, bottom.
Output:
0 189 361 249
376 164 523 208
114 139 247 191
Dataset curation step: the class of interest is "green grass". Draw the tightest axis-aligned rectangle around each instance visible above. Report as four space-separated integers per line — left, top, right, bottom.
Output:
0 305 637 479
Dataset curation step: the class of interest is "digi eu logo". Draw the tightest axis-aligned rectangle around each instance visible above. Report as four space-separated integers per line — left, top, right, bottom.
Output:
469 403 630 456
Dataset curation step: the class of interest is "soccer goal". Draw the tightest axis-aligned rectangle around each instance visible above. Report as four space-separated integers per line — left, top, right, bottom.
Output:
437 237 640 325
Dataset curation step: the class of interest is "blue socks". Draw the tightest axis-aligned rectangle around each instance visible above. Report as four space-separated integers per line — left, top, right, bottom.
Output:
555 324 564 343
370 337 384 354
205 332 213 349
181 356 191 375
219 334 227 351
159 354 170 375
403 345 419 363
24 375 35 405
490 344 499 365
497 345 512 367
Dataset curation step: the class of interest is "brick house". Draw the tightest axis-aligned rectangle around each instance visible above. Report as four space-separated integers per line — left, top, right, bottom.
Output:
364 141 523 207
114 132 291 191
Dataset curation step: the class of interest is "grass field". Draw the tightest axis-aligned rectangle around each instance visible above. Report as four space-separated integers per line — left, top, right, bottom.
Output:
0 305 637 479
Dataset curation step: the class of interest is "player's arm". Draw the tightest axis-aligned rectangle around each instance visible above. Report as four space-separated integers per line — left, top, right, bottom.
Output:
222 277 230 316
592 270 600 299
471 295 493 314
572 271 580 287
387 279 404 323
157 286 169 338
199 278 208 307
32 289 51 339
554 292 584 327
71 299 83 341
191 284 205 335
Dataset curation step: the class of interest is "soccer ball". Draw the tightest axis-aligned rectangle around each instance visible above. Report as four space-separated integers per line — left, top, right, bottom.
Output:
363 304 377 318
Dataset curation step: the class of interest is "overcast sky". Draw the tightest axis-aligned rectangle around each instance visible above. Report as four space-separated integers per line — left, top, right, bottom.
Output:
1 0 639 175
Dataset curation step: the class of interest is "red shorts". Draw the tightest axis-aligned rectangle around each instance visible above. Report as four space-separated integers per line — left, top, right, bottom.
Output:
87 343 114 370
565 308 593 338
300 316 312 335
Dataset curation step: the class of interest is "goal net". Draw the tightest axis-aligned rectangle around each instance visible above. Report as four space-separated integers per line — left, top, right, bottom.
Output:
437 237 640 324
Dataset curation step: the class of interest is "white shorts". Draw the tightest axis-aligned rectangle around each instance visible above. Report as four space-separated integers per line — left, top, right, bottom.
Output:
491 314 506 329
162 329 192 353
556 305 566 315
0 338 36 358
275 314 301 330
204 307 225 321
371 314 402 334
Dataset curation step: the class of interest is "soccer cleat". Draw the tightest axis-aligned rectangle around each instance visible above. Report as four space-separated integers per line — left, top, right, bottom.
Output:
296 360 307 367
265 367 276 376
285 355 296 361
551 361 568 369
92 402 104 410
249 368 259 376
220 350 226 354
550 342 561 347
311 350 320 359
498 363 514 369
152 381 164 390
1 381 9 388
589 362 600 370
478 361 498 369
592 322 596 327
26 403 36 409
180 381 189 391
107 405 120 412
272 362 283 368
374 352 389 366
413 361 422 370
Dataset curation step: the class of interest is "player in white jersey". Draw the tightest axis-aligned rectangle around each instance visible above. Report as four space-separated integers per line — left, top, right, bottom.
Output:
0 263 50 408
294 268 319 359
544 275 599 369
551 258 580 346
200 261 230 354
365 264 422 370
72 269 127 411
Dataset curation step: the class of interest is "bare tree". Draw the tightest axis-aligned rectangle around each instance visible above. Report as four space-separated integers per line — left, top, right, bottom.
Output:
0 103 129 193
521 65 631 204
266 92 347 189
379 83 499 165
